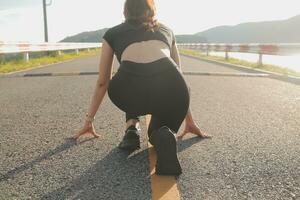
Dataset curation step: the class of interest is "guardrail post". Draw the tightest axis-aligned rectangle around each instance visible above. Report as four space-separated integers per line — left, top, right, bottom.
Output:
225 51 229 60
57 50 62 56
23 52 29 62
0 54 5 63
258 53 263 67
206 49 209 56
75 49 79 55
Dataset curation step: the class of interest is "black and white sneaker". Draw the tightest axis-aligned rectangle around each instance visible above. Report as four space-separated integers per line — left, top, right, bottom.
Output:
149 126 182 176
118 125 141 151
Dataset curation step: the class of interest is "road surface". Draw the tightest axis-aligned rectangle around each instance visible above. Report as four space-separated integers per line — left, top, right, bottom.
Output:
0 54 299 199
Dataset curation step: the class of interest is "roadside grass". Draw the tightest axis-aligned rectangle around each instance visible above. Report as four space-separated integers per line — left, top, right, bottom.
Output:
0 48 101 74
179 48 300 77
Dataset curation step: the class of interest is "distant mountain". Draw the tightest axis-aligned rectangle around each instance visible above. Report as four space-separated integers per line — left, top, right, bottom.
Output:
61 29 109 42
195 15 300 43
175 35 207 43
60 15 300 43
60 28 206 43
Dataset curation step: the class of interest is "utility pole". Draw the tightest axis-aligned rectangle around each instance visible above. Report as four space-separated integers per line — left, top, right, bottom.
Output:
43 0 52 42
43 0 48 42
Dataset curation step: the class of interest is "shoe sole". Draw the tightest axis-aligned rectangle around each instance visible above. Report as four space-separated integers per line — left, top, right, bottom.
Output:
152 126 182 176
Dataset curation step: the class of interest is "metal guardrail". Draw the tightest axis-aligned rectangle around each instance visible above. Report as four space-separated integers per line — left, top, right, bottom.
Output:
177 43 300 66
1 42 299 65
0 42 102 62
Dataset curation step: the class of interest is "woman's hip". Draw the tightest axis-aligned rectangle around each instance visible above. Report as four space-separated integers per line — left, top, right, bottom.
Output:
108 66 188 96
107 59 190 110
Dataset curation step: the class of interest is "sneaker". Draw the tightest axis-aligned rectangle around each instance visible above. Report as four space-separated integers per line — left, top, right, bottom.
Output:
149 126 182 176
118 125 141 151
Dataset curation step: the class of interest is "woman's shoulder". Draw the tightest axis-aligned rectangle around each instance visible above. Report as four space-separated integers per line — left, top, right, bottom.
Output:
156 22 174 38
105 21 173 34
105 22 128 34
157 22 173 32
155 22 174 39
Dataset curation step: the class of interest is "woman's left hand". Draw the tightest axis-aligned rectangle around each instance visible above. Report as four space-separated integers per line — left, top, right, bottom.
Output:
72 121 100 139
177 121 212 140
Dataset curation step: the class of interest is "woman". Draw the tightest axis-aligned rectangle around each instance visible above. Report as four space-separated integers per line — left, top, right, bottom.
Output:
72 0 210 176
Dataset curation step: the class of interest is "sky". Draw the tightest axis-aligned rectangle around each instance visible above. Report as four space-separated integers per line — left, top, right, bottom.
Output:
0 0 299 42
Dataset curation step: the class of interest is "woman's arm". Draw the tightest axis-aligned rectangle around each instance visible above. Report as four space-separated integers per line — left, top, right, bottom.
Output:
72 40 114 139
85 40 114 125
170 41 194 124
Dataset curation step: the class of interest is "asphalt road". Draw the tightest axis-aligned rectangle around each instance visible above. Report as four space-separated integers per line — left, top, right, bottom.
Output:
0 54 299 199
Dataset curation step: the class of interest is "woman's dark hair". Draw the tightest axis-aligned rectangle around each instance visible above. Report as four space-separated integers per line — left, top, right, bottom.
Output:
124 0 159 31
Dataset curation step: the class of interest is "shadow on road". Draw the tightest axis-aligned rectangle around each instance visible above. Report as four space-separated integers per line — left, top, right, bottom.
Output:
41 136 207 199
0 137 94 182
41 147 151 199
177 136 209 152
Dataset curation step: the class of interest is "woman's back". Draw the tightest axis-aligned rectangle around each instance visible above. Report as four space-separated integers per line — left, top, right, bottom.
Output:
102 22 176 64
121 40 170 63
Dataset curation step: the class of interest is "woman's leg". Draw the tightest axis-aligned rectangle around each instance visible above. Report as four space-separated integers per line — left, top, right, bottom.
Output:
147 64 190 138
147 109 188 139
147 102 188 175
107 70 148 150
108 71 149 120
146 64 190 175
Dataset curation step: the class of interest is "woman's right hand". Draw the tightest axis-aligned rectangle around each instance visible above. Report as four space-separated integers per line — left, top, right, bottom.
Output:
177 121 211 140
72 121 100 139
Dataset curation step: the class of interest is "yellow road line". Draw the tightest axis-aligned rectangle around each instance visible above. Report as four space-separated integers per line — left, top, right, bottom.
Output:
145 114 181 200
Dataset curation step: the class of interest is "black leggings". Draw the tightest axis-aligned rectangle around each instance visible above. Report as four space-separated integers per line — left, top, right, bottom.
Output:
107 57 190 137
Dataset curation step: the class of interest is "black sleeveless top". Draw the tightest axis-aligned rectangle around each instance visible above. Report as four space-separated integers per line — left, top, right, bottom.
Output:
102 21 176 63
